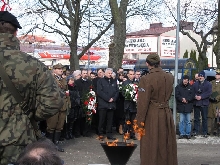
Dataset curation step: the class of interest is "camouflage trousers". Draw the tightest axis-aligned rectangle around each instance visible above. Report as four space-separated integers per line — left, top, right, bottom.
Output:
0 144 25 165
47 111 66 133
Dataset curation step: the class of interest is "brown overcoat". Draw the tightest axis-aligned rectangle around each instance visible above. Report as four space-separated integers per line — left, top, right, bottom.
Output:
136 67 177 165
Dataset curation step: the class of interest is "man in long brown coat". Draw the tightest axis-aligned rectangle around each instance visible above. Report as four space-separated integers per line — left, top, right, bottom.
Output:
136 54 178 165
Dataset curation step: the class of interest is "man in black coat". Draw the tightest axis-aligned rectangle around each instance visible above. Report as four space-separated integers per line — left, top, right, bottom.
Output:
91 68 105 134
74 69 92 137
122 69 137 140
97 68 119 140
175 75 195 139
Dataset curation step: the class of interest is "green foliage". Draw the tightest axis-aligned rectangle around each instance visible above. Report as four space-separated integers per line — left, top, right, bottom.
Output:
198 56 208 71
189 50 198 78
121 84 138 102
183 50 189 58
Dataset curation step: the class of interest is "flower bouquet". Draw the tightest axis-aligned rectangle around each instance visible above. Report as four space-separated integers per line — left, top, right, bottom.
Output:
122 83 138 103
117 80 123 92
82 87 97 124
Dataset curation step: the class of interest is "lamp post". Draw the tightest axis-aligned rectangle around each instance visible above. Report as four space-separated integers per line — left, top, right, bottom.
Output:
173 0 181 128
87 7 91 70
212 33 214 68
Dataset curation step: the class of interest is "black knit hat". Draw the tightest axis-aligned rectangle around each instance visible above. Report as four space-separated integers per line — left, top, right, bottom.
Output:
198 70 205 77
0 11 22 29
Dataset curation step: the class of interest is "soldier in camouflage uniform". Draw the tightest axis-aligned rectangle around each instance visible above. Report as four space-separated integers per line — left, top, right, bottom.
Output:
208 69 220 135
46 63 69 152
0 11 64 165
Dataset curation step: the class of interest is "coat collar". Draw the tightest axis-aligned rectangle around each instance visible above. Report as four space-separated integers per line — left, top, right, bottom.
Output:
0 33 20 50
149 67 163 74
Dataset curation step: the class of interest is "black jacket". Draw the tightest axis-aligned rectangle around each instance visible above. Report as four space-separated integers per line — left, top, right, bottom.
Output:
97 76 119 110
122 78 137 112
92 77 101 94
175 82 195 113
68 84 81 119
75 78 92 98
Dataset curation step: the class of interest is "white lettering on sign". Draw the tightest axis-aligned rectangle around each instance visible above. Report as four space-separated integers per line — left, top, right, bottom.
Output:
124 37 157 53
160 36 176 57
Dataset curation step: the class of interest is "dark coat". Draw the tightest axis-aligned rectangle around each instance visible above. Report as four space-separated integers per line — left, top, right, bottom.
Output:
175 82 194 113
116 79 125 118
68 84 81 119
92 77 101 94
193 80 212 106
136 67 177 165
74 78 92 98
97 76 119 110
122 78 137 112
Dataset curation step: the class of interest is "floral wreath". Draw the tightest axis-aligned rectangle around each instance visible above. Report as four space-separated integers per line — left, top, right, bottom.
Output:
82 86 97 124
122 83 138 103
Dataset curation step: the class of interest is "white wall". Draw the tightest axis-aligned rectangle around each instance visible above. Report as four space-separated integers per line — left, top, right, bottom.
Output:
161 29 202 59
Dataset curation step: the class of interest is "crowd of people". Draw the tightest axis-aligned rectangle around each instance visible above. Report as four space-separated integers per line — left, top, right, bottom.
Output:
39 65 143 146
175 70 220 139
1 10 220 165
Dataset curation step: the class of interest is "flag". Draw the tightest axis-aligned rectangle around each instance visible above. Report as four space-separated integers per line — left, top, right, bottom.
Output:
1 0 12 11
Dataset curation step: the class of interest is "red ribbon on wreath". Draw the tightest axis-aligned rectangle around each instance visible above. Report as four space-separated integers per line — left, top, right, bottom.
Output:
1 0 12 11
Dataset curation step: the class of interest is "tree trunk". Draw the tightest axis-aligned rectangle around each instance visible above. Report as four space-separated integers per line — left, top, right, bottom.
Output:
69 39 79 70
108 0 129 70
108 23 126 70
213 0 220 69
198 54 208 71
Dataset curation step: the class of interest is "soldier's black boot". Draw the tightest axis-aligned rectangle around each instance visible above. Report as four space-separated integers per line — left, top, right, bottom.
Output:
54 131 64 152
60 123 66 141
46 131 54 142
65 122 70 140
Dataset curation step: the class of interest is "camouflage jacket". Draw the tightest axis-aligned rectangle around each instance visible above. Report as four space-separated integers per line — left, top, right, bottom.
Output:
208 80 220 118
0 33 64 146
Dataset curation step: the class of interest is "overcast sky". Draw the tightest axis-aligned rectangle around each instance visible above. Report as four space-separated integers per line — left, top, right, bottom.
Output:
7 0 217 46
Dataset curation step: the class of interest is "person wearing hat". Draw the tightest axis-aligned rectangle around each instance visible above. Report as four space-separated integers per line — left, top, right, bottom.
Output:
136 54 177 165
46 63 69 152
175 75 195 139
207 69 220 136
0 11 64 165
192 70 212 137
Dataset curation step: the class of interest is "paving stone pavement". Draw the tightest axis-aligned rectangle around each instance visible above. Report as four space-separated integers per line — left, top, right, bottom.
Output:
58 133 220 165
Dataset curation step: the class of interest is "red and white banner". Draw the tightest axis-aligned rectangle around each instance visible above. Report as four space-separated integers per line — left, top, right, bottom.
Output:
1 0 12 11
38 51 101 61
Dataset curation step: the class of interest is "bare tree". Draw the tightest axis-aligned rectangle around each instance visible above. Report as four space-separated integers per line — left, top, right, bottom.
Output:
163 0 217 71
108 0 163 70
30 0 113 70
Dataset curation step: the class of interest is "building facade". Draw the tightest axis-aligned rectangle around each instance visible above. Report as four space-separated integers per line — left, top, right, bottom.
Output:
124 22 202 61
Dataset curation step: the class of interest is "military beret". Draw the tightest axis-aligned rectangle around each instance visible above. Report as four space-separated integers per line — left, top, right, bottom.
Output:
53 63 63 69
146 54 160 63
216 69 220 75
0 11 22 29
